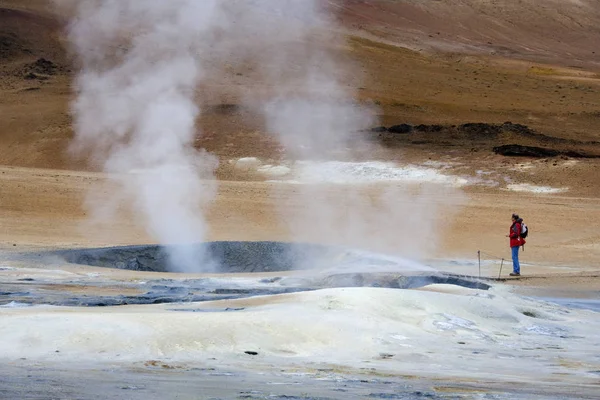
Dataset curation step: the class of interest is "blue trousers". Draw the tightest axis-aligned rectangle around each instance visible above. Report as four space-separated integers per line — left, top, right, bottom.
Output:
511 246 520 274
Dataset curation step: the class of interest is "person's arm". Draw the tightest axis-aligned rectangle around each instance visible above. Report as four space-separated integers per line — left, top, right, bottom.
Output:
509 223 520 239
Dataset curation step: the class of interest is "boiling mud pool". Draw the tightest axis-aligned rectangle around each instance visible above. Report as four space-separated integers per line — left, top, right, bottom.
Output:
1 242 599 399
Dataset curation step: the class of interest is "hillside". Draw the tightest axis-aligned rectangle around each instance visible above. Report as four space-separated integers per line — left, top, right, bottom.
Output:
1 0 599 195
335 0 600 68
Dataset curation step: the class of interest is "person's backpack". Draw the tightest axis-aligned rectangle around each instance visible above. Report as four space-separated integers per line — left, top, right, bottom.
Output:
520 221 529 239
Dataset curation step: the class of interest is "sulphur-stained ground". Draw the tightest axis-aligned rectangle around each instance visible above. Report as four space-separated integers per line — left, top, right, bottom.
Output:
1 0 600 399
1 166 600 399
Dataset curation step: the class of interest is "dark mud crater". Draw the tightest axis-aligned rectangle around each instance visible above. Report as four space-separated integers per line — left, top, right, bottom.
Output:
56 241 332 273
2 242 490 307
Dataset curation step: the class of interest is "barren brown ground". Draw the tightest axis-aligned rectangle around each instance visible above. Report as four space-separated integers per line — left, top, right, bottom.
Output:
1 166 599 291
1 1 599 292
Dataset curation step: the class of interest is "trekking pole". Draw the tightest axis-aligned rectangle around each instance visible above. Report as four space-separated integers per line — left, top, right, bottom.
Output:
498 258 504 279
478 250 481 278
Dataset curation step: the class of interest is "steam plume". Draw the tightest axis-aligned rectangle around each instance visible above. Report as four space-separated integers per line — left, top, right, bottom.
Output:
63 0 222 272
236 1 463 261
61 0 459 270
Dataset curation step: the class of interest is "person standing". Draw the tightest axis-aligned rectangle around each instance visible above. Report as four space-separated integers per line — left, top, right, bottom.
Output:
507 213 525 276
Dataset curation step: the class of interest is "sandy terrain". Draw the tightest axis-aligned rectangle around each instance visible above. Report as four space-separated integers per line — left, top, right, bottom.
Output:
1 164 599 290
1 0 600 398
334 0 600 68
2 1 600 178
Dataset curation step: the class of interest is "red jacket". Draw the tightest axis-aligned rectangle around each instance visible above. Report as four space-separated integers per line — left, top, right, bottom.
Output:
509 222 526 248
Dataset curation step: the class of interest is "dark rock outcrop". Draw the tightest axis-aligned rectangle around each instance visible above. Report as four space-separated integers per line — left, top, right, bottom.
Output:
501 122 534 135
22 58 58 80
28 57 57 75
493 144 561 157
414 124 444 133
372 121 600 158
388 124 413 134
493 144 600 158
460 123 502 136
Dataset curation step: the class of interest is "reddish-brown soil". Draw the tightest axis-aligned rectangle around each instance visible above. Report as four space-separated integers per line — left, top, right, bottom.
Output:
1 0 599 289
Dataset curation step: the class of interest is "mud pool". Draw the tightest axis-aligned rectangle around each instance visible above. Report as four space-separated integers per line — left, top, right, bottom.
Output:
1 242 599 399
1 241 489 307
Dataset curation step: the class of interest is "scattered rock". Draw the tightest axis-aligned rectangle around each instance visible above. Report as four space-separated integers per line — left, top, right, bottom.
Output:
213 288 253 295
144 360 177 369
493 144 560 157
24 72 48 80
368 393 410 399
414 124 443 133
521 310 538 318
21 58 59 80
501 121 534 135
371 121 600 155
370 126 388 133
494 144 600 158
563 150 600 158
259 277 282 283
28 58 57 75
459 122 502 136
121 386 144 391
387 124 412 134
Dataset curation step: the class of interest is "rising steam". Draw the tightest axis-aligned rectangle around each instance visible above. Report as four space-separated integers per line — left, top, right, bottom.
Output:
62 0 223 272
61 0 457 271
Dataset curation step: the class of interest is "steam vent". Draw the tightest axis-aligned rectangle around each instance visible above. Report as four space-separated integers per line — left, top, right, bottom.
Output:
0 242 491 308
57 241 334 273
56 241 489 290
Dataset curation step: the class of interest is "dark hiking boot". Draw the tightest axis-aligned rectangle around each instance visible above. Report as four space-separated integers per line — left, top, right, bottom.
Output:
509 272 521 277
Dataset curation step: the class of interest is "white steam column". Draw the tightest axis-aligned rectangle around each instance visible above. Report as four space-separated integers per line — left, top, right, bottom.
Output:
64 0 221 272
